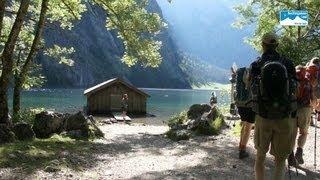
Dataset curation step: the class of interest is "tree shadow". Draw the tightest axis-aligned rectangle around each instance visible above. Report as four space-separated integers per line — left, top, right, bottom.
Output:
1 130 318 179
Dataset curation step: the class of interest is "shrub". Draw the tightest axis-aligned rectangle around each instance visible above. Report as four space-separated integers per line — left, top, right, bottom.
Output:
167 111 187 127
13 108 45 124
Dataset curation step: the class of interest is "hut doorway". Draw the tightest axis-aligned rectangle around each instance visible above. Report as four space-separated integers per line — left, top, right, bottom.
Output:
110 94 122 111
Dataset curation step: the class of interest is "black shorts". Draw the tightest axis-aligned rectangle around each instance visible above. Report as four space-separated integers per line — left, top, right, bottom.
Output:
238 107 255 123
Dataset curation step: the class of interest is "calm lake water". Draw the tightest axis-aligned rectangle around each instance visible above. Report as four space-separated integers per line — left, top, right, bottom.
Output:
9 88 230 121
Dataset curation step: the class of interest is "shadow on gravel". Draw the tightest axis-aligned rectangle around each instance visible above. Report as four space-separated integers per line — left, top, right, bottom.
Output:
0 135 130 177
1 130 318 179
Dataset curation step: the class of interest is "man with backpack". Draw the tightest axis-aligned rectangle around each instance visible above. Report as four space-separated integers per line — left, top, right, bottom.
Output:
250 33 297 180
235 67 255 159
288 65 315 166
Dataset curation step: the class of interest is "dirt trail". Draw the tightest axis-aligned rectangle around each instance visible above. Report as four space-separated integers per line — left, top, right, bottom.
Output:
1 122 320 180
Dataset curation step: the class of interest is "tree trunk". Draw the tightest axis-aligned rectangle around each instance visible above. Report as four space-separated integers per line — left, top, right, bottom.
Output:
13 0 48 119
0 0 30 125
12 75 22 122
0 0 6 38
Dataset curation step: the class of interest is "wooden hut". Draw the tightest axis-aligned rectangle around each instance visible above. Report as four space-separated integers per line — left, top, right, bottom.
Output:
84 78 150 115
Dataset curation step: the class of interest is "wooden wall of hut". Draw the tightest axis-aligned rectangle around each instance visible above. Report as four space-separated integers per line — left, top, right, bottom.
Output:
87 82 147 114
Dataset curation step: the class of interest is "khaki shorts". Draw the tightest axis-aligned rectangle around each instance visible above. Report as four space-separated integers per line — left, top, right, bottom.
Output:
254 115 294 160
296 107 312 130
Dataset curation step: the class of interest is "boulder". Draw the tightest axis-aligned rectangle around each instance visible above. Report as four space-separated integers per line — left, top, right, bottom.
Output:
187 104 211 119
13 122 35 141
186 119 199 130
171 124 188 131
65 111 88 131
0 124 15 144
33 111 66 138
166 129 191 141
205 106 218 120
63 130 89 139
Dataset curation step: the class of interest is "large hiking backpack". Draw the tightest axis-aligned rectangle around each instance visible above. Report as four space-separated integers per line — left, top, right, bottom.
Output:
235 67 250 107
252 60 296 119
297 69 312 106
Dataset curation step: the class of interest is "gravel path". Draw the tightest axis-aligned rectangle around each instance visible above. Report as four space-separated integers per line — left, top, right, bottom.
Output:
1 121 320 180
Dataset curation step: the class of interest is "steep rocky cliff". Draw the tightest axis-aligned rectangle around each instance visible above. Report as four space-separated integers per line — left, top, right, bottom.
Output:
38 1 191 89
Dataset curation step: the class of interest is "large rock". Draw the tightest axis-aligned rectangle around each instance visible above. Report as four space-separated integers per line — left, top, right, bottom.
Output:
13 122 35 141
166 129 191 141
62 130 89 139
0 124 15 144
187 104 212 119
65 111 88 131
33 111 66 138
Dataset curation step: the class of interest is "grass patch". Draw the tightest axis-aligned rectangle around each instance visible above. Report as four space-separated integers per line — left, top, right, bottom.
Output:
0 134 100 174
167 111 187 128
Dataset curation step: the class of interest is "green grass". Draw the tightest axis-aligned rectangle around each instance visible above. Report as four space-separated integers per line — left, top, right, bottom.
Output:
167 111 187 127
0 134 100 174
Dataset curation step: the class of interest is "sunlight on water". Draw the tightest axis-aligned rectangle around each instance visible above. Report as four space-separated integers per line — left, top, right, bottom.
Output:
9 88 230 120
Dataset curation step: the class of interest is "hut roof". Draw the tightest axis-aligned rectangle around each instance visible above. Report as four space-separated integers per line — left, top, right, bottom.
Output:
84 78 150 97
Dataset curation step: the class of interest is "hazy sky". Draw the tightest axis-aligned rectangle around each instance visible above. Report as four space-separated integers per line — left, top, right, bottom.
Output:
156 0 258 69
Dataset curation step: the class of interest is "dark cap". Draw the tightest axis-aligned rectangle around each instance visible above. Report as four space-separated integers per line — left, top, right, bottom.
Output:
262 32 278 45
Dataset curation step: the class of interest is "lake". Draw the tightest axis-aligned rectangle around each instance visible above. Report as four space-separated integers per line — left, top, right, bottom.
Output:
9 88 231 121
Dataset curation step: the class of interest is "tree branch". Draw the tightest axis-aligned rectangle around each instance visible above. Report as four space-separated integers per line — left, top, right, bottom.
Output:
302 10 320 38
61 0 79 19
20 0 49 83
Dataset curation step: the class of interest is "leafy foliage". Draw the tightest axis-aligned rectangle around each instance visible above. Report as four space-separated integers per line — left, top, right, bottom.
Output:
167 111 187 128
12 108 45 124
93 0 165 67
234 0 320 65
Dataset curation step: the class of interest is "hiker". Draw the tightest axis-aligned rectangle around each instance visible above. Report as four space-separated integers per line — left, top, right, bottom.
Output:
121 94 129 119
235 67 255 159
210 92 218 106
288 65 315 166
306 57 320 125
250 33 297 180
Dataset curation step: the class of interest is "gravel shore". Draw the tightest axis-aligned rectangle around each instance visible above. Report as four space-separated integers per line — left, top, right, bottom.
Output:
1 121 320 180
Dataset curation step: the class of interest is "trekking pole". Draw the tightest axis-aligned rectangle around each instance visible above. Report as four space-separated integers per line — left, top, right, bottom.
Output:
288 163 292 180
315 112 318 170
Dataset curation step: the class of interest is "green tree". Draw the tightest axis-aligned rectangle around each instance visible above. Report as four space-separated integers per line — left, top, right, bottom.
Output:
234 0 320 65
0 0 165 134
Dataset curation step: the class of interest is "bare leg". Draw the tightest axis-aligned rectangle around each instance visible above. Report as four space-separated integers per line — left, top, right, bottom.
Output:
297 128 308 148
255 152 266 180
274 157 286 180
291 123 298 151
240 121 253 149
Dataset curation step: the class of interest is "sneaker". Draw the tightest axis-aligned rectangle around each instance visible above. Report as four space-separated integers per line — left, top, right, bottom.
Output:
239 150 249 159
295 147 304 164
288 152 298 167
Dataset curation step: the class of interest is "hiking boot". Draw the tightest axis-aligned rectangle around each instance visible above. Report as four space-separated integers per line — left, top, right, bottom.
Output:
239 150 249 159
295 147 304 164
288 152 298 167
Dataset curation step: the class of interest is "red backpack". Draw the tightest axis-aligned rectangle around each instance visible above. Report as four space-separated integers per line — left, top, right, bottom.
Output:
297 68 312 106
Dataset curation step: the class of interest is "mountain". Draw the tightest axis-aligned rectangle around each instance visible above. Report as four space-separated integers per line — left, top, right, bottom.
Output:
179 53 229 85
156 0 258 68
37 1 192 89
